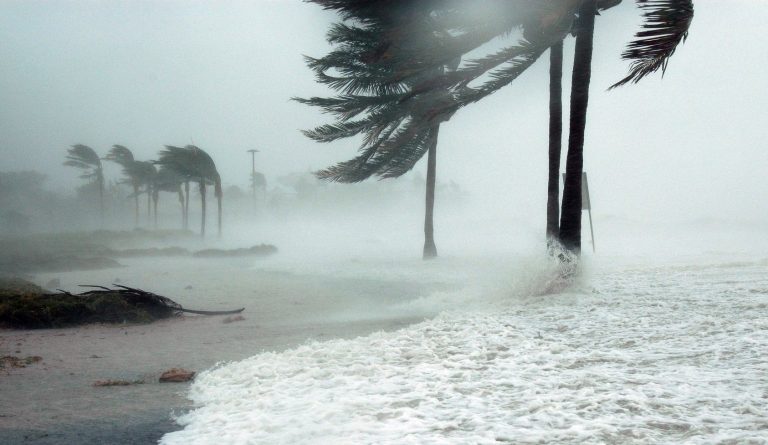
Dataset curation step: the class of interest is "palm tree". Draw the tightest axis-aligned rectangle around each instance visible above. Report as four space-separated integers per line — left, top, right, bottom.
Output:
557 0 694 254
105 145 141 227
188 146 223 239
558 0 597 254
156 145 222 238
298 5 462 259
64 144 104 223
305 0 694 258
546 41 564 249
153 166 185 229
136 161 157 227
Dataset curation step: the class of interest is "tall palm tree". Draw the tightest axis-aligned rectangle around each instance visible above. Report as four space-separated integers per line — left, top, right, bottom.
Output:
64 144 104 223
546 41 564 249
558 0 597 254
156 145 222 238
298 5 460 259
557 0 693 254
305 0 694 258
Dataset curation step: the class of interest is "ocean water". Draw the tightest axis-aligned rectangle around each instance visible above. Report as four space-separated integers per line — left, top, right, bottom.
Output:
160 248 768 444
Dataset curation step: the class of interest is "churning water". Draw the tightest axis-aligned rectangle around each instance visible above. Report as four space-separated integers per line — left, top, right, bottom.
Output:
161 249 768 444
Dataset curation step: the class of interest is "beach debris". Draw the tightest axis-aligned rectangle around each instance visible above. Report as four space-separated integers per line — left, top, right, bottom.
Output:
159 368 195 383
222 315 245 324
0 283 244 329
0 355 42 369
93 379 144 387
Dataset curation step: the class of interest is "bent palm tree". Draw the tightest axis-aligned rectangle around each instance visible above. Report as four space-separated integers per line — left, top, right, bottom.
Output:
305 0 694 258
106 145 141 227
153 166 185 229
133 161 157 227
156 145 222 238
298 5 462 259
64 144 104 223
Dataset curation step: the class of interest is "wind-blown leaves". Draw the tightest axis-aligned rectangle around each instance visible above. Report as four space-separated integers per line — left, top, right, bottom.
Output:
64 144 103 180
300 0 693 182
300 1 569 183
611 0 694 88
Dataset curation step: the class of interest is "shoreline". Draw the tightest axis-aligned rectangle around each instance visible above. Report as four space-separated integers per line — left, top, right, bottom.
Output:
0 315 426 444
1 255 440 445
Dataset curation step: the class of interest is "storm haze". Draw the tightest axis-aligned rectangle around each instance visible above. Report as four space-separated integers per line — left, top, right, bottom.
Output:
1 0 766 238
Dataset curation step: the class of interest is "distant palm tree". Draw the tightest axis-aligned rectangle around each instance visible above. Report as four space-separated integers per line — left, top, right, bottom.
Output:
134 161 157 227
106 145 141 227
64 144 104 223
157 145 222 238
153 166 185 229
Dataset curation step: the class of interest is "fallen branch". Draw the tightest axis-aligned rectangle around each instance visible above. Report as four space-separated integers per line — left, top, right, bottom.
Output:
1 283 244 329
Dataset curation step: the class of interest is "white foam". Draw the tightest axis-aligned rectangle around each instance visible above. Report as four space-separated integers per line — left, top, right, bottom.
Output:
161 257 768 444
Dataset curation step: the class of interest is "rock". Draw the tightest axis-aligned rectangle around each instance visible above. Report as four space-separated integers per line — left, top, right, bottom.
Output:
159 368 195 383
222 315 245 324
184 285 193 290
45 278 61 289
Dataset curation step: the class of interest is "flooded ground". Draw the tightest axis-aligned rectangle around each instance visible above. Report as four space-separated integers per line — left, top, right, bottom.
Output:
162 254 768 444
0 255 438 444
2 223 767 444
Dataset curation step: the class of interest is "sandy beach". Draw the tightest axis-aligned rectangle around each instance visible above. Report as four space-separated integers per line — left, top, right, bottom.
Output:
0 255 437 444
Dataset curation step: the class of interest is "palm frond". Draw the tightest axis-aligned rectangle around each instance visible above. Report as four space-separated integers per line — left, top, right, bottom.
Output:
610 0 694 88
65 144 101 169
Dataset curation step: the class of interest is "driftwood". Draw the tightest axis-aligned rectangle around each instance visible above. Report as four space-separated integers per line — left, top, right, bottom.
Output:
76 284 245 316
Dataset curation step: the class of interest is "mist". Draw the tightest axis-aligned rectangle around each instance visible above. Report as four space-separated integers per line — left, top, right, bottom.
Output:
1 1 767 444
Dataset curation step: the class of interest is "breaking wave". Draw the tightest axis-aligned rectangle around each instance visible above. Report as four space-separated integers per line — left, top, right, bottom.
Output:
161 257 768 444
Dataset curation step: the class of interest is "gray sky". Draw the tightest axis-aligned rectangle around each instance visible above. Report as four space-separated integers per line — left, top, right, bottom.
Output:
1 0 767 224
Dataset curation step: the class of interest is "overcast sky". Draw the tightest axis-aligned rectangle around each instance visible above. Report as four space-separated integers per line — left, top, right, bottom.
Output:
1 0 767 225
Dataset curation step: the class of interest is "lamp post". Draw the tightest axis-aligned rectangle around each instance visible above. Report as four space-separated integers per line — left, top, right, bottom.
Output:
247 149 259 198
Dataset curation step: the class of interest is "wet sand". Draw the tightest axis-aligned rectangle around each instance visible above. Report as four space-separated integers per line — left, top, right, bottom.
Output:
0 256 436 444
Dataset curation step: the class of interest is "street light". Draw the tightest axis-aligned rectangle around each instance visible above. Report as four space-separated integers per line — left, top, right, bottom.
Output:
247 149 259 198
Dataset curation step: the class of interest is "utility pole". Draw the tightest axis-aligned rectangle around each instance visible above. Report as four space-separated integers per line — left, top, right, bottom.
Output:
247 149 259 198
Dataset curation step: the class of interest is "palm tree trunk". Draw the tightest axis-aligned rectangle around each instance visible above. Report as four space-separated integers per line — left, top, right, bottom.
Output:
184 181 190 231
423 126 439 259
146 186 152 227
98 170 104 228
547 40 564 248
178 188 185 229
153 191 159 229
217 196 222 239
199 180 206 238
559 0 596 255
133 185 140 227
